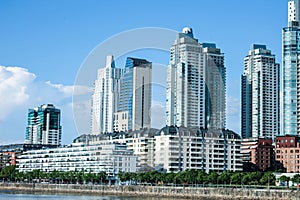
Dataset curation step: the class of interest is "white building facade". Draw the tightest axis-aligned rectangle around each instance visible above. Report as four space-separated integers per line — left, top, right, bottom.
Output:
166 28 226 129
154 126 242 173
18 142 138 178
241 44 280 140
73 128 157 168
91 55 122 134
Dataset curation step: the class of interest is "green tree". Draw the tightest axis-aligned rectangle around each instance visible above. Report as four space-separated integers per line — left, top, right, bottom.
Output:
218 171 231 185
241 173 251 185
259 172 275 186
196 171 206 184
292 174 300 185
0 165 16 181
97 171 107 184
248 172 262 185
230 172 242 185
166 172 175 184
207 171 218 184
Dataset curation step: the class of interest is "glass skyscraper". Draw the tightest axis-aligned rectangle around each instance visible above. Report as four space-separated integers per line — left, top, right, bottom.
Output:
283 0 300 135
26 104 61 145
114 57 152 132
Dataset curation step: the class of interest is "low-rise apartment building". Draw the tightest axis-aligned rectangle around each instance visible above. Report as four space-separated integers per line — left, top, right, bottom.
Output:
154 126 243 173
17 142 138 179
275 135 300 172
73 128 157 168
241 138 274 171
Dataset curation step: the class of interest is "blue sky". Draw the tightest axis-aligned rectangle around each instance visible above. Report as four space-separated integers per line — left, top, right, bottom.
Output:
0 0 287 144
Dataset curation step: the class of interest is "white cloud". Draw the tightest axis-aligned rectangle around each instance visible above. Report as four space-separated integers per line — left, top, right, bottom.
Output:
0 65 92 144
46 81 92 97
0 66 36 120
151 100 166 129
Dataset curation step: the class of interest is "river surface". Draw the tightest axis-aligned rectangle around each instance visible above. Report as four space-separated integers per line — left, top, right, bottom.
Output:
0 190 182 200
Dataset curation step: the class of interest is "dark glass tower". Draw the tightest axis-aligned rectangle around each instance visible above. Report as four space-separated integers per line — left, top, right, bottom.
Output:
115 57 152 131
26 104 61 145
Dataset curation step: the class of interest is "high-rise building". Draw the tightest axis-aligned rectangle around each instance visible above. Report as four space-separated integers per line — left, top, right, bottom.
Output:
204 43 226 130
283 0 300 135
166 27 226 129
25 104 61 145
241 44 280 140
114 57 152 132
91 55 122 134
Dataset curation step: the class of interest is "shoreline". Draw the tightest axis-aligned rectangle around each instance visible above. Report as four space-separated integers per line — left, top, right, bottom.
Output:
0 182 299 200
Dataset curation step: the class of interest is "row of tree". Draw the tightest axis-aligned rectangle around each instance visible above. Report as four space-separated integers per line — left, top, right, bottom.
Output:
0 166 106 184
118 170 277 186
2 166 300 187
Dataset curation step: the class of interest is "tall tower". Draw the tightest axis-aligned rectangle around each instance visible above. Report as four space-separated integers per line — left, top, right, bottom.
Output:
91 55 122 134
26 104 61 145
204 43 226 130
114 57 152 132
283 0 300 135
166 27 226 129
241 44 280 140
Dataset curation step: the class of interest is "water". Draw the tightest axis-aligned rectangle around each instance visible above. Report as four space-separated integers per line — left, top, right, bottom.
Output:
0 191 179 200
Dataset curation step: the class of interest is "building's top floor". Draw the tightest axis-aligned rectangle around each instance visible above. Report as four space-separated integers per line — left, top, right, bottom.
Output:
0 144 59 153
20 142 134 158
276 135 300 148
241 138 273 152
31 104 58 112
203 43 222 54
125 57 152 69
175 27 199 44
288 0 300 27
247 44 274 57
73 128 159 144
156 125 241 140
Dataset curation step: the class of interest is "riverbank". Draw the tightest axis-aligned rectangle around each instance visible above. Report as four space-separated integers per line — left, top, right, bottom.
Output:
0 182 299 200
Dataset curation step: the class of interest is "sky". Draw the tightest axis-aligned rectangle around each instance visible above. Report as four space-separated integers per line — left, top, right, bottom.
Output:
0 0 287 144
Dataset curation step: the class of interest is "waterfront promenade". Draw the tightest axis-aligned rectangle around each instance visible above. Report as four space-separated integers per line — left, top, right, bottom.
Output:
1 182 300 200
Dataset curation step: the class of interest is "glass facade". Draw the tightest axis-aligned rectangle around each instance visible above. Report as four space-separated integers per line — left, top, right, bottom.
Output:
26 104 61 145
118 58 134 130
283 26 300 135
117 57 151 131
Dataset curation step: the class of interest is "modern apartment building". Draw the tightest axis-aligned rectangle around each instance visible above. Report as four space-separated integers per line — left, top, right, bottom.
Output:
275 135 300 172
18 142 138 179
154 126 242 173
204 43 226 130
114 57 152 132
91 55 122 134
73 128 158 168
25 104 61 145
283 0 300 135
241 44 280 140
166 27 226 129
